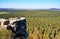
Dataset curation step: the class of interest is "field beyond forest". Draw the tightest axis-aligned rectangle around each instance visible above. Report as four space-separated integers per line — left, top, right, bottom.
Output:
0 10 60 39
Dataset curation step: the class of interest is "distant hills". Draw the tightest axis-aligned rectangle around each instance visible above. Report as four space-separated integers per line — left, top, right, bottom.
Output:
48 8 60 11
0 8 15 12
0 8 60 12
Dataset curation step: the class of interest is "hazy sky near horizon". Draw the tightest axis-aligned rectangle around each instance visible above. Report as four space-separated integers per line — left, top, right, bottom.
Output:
0 0 60 9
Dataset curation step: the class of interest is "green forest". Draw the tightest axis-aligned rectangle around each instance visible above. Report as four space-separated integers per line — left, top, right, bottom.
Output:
0 10 60 39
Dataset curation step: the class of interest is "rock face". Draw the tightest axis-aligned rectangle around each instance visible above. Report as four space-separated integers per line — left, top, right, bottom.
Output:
0 19 9 28
0 17 28 39
0 17 26 28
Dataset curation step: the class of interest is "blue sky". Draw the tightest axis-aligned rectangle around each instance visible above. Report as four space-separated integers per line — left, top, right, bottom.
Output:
0 0 60 9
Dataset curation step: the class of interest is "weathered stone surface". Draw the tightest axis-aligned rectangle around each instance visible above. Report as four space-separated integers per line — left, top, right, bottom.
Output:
0 17 28 39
